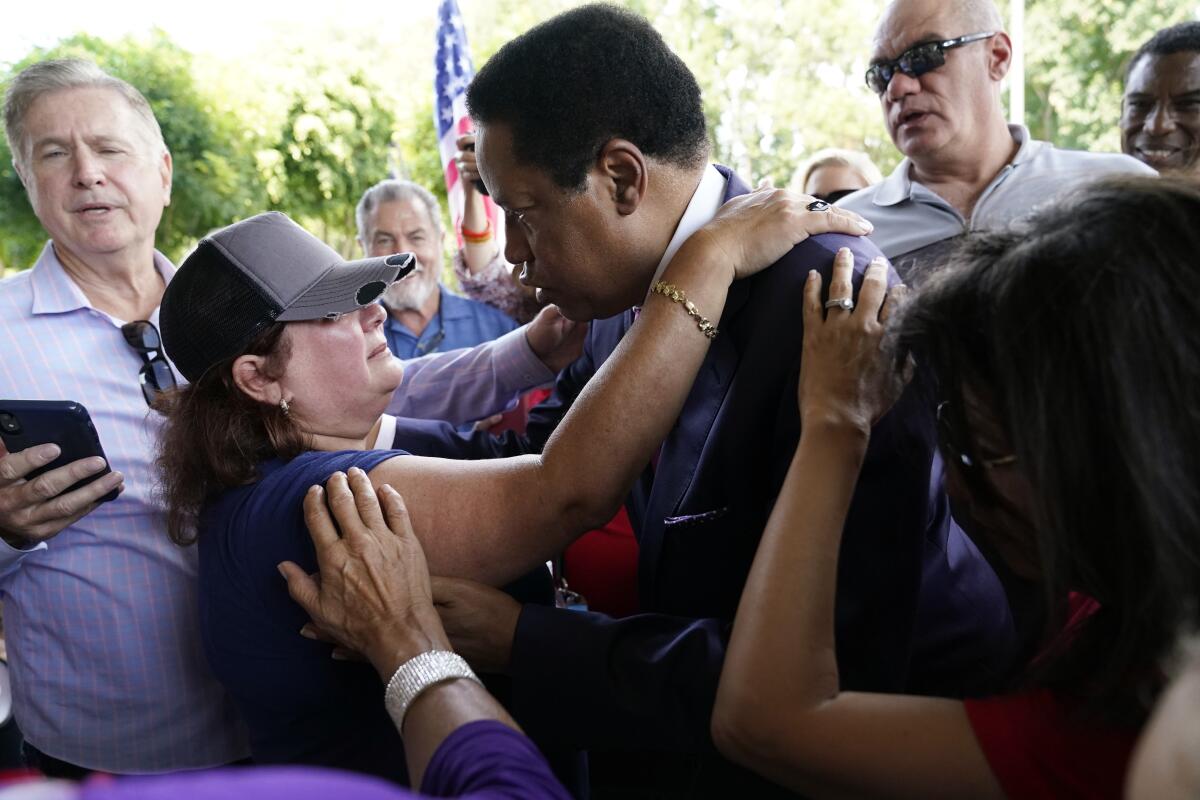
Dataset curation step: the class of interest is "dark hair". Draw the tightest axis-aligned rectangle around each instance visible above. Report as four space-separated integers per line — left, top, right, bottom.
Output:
156 323 308 545
1126 21 1200 81
466 3 709 190
894 175 1200 722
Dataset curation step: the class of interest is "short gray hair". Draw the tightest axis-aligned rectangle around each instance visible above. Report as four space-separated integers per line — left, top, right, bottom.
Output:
3 58 166 171
355 179 443 244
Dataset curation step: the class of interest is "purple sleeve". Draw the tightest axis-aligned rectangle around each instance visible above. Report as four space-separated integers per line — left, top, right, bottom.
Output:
420 720 572 800
78 767 413 800
76 723 568 800
452 249 544 325
390 328 553 424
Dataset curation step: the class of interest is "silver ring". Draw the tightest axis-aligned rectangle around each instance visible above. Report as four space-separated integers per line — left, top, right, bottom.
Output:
806 199 832 212
824 297 854 312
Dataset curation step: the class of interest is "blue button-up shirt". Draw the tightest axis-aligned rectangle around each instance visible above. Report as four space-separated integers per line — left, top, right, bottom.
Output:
383 284 519 360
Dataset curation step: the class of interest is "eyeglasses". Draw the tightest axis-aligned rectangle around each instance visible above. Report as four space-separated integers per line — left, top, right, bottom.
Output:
936 401 1017 471
121 320 178 408
865 31 997 95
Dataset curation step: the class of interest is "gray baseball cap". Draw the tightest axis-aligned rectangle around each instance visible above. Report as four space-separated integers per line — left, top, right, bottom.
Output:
161 211 414 382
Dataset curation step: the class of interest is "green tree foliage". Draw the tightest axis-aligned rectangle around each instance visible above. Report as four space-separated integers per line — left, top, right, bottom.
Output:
0 31 265 267
648 0 896 184
1023 0 1195 152
453 0 895 184
3 2 1196 273
260 68 397 254
392 94 453 230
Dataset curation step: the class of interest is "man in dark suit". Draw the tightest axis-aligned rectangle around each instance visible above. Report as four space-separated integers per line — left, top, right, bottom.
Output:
425 5 1016 795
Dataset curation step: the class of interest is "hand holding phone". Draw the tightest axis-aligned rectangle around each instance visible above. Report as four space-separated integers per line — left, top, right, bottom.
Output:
455 133 488 196
0 401 125 547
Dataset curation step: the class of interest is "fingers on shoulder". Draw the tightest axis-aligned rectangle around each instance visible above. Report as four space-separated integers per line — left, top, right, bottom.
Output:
827 247 856 299
279 560 320 609
303 484 339 548
378 484 415 539
802 270 824 325
856 256 892 320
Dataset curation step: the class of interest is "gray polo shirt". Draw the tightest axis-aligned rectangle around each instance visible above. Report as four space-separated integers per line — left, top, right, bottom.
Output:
838 124 1156 279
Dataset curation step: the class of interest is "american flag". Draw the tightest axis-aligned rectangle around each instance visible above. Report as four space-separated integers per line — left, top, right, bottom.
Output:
435 0 502 248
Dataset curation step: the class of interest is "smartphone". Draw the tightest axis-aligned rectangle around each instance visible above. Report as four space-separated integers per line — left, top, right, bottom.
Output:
463 139 489 196
0 400 120 503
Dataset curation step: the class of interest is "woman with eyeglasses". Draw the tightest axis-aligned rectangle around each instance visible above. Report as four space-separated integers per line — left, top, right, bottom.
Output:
711 175 1200 799
150 192 869 782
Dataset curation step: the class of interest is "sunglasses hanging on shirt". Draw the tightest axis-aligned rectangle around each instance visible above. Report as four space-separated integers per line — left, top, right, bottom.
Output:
121 320 178 409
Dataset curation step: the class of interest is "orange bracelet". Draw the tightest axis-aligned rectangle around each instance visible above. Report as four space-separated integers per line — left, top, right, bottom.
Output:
461 221 492 243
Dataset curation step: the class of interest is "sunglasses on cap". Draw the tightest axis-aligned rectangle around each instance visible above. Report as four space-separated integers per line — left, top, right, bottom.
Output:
865 31 996 95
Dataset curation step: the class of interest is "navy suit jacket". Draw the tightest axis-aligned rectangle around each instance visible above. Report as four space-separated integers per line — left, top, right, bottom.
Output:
396 169 1015 788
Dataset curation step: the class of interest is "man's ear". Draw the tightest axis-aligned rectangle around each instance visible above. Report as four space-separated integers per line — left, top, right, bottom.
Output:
596 139 648 217
231 354 282 407
12 159 27 191
160 148 173 207
988 32 1013 82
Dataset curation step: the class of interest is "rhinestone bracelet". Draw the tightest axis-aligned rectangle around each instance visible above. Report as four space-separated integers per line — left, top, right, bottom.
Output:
384 650 481 732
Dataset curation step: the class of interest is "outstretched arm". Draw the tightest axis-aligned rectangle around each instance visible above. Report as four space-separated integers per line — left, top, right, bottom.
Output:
391 305 584 426
372 190 874 585
279 470 569 797
711 250 1003 799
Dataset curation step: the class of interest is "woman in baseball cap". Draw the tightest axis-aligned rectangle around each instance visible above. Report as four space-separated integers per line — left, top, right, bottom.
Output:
154 198 870 783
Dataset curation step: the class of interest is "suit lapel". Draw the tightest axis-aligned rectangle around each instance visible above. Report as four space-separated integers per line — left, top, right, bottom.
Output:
637 169 754 595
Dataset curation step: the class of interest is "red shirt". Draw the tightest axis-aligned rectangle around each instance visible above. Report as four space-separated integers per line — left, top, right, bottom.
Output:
963 596 1138 799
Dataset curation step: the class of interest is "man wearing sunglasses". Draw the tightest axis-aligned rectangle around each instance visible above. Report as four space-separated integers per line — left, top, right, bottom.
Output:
838 0 1153 280
0 59 584 779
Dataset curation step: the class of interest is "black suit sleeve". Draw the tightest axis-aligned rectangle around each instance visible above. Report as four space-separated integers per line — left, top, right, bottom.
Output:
504 234 949 752
510 604 728 752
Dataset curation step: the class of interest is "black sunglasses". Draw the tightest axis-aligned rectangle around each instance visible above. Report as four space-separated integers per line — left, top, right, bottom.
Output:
121 320 178 408
813 188 858 205
865 31 996 95
936 401 1017 472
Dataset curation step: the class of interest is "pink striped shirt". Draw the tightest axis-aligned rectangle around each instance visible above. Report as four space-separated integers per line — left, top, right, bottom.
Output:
0 242 553 773
0 242 249 772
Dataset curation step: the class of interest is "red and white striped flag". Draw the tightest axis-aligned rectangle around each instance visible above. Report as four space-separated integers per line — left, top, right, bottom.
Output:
434 0 503 249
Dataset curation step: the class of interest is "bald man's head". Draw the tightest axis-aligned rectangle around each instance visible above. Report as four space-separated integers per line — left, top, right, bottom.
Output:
874 0 1002 42
870 0 1011 166
954 0 1003 32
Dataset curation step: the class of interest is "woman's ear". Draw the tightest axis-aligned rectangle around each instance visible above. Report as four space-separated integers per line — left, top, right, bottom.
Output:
231 354 282 406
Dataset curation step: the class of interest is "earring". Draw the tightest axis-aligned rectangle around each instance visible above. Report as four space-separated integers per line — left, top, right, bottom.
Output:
279 398 290 416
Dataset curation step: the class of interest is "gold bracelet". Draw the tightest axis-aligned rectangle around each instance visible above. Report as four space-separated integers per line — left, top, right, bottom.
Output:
650 281 718 339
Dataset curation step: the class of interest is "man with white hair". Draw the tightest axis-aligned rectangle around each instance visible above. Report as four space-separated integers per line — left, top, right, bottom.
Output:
0 59 579 776
0 56 248 778
839 0 1154 279
356 179 519 358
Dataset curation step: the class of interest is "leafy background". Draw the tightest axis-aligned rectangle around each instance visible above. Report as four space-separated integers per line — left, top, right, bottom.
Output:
0 0 1195 274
